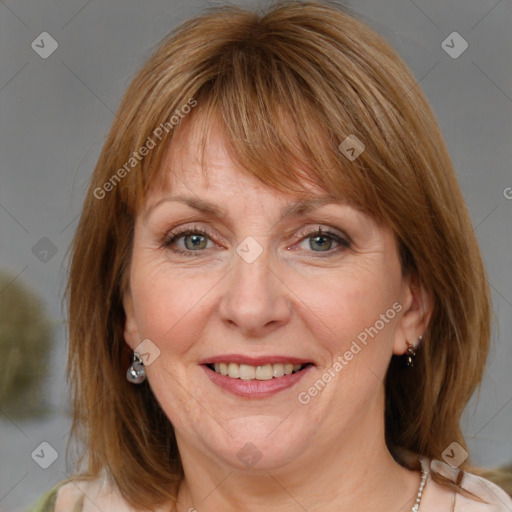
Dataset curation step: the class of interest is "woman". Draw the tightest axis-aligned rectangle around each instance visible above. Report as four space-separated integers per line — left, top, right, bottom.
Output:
28 1 512 511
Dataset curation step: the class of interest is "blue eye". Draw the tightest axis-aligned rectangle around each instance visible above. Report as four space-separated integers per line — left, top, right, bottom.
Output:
296 228 350 255
162 226 350 257
162 227 215 256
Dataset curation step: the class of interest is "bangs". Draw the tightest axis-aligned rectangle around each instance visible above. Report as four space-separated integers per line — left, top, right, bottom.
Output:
127 14 397 223
150 91 345 201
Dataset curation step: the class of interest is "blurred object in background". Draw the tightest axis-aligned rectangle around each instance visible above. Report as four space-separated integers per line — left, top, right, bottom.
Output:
484 464 512 497
0 270 55 419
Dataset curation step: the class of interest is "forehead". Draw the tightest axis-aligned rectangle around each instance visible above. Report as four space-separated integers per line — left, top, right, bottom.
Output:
144 113 334 213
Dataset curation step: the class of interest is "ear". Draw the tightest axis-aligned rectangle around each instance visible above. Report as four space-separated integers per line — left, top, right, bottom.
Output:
123 289 140 351
393 273 433 356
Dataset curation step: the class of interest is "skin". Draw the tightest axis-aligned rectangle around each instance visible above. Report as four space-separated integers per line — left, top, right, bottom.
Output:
123 116 432 512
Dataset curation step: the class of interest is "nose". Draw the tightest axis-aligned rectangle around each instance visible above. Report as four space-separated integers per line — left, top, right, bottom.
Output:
218 243 292 338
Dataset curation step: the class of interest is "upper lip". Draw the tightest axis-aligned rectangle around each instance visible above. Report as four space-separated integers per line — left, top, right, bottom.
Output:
198 354 313 366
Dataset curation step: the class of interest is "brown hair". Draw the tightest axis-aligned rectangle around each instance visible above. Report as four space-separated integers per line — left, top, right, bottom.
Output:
66 1 497 509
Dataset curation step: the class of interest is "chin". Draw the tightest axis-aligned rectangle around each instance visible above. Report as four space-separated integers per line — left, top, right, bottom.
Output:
190 413 320 472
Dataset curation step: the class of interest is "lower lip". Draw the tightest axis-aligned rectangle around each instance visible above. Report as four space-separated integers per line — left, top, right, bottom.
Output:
202 364 313 398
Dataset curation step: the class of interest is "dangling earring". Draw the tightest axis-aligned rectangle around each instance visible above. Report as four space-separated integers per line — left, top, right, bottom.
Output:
405 342 416 367
126 352 146 384
405 335 423 368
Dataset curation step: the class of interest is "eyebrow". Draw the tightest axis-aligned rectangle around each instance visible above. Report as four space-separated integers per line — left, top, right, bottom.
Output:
145 194 342 220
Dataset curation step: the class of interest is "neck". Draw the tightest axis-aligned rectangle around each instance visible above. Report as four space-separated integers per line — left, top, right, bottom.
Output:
175 392 421 511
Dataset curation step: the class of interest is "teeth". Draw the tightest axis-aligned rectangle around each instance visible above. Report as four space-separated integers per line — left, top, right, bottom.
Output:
211 362 305 380
228 363 240 379
255 364 273 380
239 364 255 380
273 363 284 378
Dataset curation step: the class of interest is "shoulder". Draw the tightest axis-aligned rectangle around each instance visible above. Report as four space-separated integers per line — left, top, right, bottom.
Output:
54 480 86 512
25 484 60 512
26 475 108 512
455 468 512 511
53 474 151 512
423 457 512 512
30 473 174 512
25 480 83 512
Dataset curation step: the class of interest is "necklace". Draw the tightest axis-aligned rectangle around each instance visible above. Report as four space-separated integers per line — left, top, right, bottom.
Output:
177 457 430 512
411 458 429 512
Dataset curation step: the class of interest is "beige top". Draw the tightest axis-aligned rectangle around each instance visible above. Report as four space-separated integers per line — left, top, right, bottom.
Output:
419 457 512 511
31 457 512 512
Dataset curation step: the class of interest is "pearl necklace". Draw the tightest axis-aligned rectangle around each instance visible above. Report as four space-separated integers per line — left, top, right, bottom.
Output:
179 458 430 512
411 458 429 512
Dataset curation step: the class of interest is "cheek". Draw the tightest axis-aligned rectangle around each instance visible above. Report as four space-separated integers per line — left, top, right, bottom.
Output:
128 250 229 361
291 261 402 361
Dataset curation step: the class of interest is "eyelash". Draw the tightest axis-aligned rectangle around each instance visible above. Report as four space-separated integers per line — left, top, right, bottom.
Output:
161 225 351 258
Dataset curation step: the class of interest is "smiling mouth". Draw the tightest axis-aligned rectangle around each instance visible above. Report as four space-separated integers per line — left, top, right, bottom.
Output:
206 362 311 380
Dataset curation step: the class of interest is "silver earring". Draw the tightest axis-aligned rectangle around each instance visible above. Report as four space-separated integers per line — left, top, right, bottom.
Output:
405 335 423 368
405 342 416 367
126 352 146 384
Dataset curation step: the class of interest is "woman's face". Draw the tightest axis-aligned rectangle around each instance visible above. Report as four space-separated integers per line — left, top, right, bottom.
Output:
123 118 420 472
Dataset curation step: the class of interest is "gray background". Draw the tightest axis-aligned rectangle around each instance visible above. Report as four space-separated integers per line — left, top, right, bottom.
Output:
0 0 511 510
